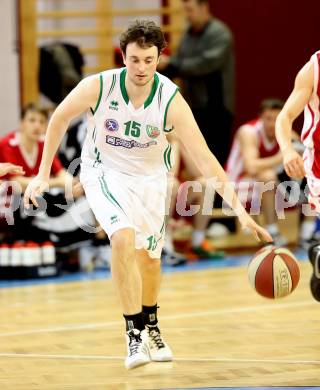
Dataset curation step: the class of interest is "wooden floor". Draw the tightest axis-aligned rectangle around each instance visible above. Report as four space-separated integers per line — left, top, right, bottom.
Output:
0 259 320 389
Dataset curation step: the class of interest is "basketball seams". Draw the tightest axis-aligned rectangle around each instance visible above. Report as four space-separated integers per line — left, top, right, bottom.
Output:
248 248 271 287
254 250 275 298
279 253 300 291
273 255 292 298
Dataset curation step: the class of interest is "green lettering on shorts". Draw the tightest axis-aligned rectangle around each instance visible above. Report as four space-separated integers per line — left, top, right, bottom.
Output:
147 235 158 251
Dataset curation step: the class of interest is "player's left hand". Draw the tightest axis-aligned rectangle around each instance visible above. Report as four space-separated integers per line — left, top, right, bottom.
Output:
239 214 273 243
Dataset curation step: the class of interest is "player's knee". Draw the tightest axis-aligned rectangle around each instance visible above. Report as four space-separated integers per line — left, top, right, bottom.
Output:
256 169 277 183
143 257 161 272
111 228 135 260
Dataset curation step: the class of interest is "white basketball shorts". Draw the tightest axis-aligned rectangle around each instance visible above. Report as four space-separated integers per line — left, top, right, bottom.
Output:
80 164 167 258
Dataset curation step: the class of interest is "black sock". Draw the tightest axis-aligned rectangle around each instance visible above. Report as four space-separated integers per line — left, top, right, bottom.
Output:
123 312 144 332
142 304 158 326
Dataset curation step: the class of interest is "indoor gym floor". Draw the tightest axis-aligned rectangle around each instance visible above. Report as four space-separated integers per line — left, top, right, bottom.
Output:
1 211 320 389
0 251 320 389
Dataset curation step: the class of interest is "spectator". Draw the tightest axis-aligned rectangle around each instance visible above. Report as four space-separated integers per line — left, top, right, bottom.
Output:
225 98 314 246
0 103 87 246
0 103 65 190
158 0 235 165
165 134 224 259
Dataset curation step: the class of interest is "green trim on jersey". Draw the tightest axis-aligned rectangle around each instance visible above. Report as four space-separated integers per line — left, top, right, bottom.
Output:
158 82 164 109
93 146 102 167
167 144 172 169
99 175 126 215
144 73 159 109
163 87 179 132
106 74 117 101
160 219 165 234
92 126 97 143
120 69 160 109
120 69 129 104
163 144 172 171
91 74 103 115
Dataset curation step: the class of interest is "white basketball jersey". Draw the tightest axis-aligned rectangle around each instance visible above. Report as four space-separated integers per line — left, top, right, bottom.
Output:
81 68 179 176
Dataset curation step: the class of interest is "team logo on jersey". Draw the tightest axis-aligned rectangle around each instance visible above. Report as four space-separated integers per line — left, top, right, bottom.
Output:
106 135 157 149
109 100 119 111
146 125 160 139
105 119 119 132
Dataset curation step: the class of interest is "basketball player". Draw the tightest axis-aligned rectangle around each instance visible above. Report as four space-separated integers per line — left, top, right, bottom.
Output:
24 20 272 369
275 50 320 301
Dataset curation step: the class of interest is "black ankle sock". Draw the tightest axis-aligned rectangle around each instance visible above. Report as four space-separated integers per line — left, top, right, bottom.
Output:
142 304 158 326
123 312 145 332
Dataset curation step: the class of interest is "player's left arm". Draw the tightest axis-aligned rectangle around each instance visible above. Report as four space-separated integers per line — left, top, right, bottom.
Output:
167 92 272 242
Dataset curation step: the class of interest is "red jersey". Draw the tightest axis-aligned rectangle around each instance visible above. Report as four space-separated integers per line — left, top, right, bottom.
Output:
226 119 279 181
301 51 320 178
0 131 63 178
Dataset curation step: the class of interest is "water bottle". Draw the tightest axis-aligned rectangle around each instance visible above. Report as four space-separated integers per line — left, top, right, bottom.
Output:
23 242 41 266
41 241 56 265
10 242 23 266
0 244 10 266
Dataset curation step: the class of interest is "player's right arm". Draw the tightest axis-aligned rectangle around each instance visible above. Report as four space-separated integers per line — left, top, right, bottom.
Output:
275 61 314 179
24 75 100 207
238 126 282 176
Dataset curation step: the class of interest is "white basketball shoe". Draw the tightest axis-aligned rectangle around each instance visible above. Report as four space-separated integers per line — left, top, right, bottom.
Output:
125 328 150 369
146 324 173 362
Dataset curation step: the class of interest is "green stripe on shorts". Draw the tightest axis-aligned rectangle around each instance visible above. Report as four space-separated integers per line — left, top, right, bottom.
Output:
99 175 127 216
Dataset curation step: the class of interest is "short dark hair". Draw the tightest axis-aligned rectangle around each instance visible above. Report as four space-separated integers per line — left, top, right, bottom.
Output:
21 103 48 120
259 98 285 113
120 20 167 55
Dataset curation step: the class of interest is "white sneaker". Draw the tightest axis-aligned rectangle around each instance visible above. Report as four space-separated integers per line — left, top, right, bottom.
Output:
146 324 173 362
125 328 150 369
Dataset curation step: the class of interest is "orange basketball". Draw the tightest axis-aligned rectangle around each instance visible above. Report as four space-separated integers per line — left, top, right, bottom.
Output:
248 246 300 299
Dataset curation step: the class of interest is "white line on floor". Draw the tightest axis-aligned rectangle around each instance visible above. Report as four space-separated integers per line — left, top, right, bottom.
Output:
0 300 314 338
0 353 319 366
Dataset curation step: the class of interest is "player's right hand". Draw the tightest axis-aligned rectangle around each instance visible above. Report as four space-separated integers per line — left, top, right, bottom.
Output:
282 147 305 179
24 175 49 208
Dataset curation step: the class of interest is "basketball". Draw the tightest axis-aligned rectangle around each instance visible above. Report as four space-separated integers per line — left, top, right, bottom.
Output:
248 246 300 299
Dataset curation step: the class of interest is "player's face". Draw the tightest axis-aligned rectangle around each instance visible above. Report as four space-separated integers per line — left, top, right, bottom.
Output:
260 109 281 140
183 0 206 25
123 42 159 87
20 111 47 142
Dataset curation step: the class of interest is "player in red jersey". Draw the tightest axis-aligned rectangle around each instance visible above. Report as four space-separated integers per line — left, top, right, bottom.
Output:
276 50 320 301
0 163 24 178
0 103 84 236
0 103 65 189
227 99 312 246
